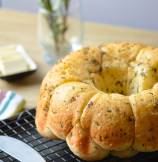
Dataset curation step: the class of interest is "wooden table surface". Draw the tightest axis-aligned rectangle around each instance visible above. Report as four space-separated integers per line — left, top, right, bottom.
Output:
0 9 158 108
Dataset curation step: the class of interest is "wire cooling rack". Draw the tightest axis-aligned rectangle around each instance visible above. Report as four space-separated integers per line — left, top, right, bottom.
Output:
0 109 158 162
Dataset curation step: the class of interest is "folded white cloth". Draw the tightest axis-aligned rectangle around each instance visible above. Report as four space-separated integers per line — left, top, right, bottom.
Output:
0 90 25 120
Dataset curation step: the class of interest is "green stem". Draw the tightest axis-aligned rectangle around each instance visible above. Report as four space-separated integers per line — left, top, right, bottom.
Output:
61 0 70 41
39 0 70 54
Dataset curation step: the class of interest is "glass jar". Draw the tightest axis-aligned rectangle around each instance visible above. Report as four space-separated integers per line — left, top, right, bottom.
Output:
38 0 83 64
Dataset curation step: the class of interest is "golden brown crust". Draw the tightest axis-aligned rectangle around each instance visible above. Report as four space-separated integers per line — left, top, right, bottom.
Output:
81 93 134 151
100 42 146 63
66 123 109 161
47 82 98 139
36 42 158 161
129 88 158 151
35 47 102 138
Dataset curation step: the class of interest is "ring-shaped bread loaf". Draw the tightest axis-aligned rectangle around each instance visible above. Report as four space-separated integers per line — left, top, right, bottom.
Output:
36 42 158 161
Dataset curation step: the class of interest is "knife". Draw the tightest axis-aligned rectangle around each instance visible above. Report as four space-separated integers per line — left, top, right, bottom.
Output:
0 136 46 162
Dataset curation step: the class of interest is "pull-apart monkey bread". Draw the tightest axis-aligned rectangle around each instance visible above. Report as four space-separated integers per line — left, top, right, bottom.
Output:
36 42 158 161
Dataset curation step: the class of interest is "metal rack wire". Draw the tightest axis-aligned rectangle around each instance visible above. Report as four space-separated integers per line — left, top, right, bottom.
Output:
0 109 158 162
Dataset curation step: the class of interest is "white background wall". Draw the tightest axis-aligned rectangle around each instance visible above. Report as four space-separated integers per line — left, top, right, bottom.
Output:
1 0 158 31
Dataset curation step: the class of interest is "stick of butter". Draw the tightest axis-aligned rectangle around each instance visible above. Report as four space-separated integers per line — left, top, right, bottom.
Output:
0 47 29 75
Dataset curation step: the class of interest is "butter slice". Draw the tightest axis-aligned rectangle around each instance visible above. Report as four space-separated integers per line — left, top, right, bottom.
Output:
0 51 28 75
